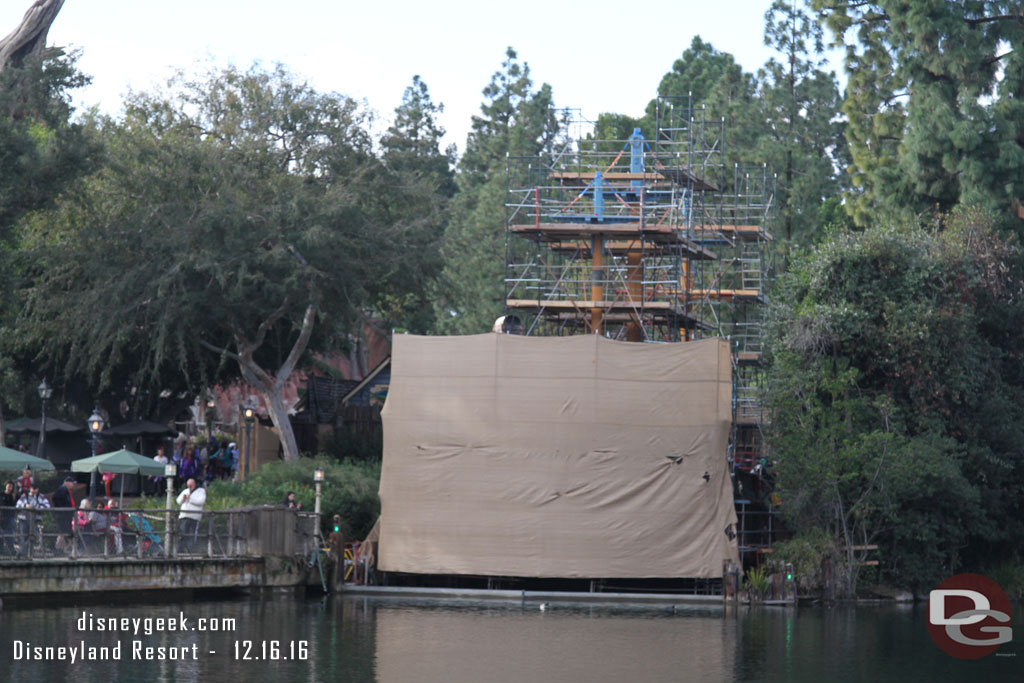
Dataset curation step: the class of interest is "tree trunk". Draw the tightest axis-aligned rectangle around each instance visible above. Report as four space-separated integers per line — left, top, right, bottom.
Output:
233 303 317 462
0 0 65 70
235 359 303 463
205 302 317 462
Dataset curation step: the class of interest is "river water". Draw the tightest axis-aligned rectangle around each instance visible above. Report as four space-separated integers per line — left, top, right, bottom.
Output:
0 593 1019 682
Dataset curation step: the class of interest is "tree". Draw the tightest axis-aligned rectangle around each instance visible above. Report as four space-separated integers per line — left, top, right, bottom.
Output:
814 1 1024 228
19 63 430 460
376 76 454 333
756 0 847 245
431 48 558 334
650 36 763 172
0 1 97 445
0 0 64 70
766 209 1024 592
380 75 456 198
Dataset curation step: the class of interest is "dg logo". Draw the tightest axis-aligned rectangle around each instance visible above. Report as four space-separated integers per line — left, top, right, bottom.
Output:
928 573 1013 659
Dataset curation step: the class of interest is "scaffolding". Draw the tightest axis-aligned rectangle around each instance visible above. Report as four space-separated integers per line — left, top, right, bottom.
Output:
504 96 778 563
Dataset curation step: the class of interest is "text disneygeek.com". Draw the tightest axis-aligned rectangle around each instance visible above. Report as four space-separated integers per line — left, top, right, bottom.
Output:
11 611 309 662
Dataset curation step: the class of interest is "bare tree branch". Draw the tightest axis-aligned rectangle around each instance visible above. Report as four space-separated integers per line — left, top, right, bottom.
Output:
0 0 64 70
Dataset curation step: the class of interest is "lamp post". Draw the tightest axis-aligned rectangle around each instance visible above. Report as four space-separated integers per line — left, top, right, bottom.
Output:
314 468 325 540
164 462 177 558
37 379 52 460
205 397 216 442
87 407 105 502
243 406 255 480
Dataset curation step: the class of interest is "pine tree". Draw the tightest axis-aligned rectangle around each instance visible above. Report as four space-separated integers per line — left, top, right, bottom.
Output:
756 0 847 245
381 75 456 197
431 48 557 334
376 76 454 332
814 0 1024 227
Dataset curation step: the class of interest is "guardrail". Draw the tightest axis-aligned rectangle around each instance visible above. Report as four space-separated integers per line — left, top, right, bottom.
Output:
0 506 320 561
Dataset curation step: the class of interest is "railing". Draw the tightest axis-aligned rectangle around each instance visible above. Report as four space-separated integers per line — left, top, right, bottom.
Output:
0 507 320 561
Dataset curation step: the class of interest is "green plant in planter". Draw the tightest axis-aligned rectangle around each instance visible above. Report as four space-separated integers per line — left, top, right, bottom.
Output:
744 566 771 602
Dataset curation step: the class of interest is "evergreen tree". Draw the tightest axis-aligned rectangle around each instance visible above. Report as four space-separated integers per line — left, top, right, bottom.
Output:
380 75 456 197
377 76 454 333
756 0 847 245
814 0 1024 227
431 48 557 334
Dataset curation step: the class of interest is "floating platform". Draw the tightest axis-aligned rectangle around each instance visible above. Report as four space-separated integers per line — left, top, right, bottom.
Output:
343 584 725 607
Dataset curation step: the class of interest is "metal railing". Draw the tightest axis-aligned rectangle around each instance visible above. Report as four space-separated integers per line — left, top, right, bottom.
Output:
0 507 320 561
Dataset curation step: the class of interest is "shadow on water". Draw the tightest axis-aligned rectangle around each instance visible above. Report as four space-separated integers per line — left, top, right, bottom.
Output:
0 594 1020 682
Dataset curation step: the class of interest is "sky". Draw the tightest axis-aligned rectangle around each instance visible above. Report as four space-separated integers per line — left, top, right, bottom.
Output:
2 0 845 154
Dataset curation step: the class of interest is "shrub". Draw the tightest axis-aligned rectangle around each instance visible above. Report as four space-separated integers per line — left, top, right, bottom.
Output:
205 455 381 539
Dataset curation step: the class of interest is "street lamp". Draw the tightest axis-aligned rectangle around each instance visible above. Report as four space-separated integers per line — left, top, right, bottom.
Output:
37 379 52 461
243 406 256 480
314 468 325 540
164 462 177 558
205 397 216 441
87 407 105 501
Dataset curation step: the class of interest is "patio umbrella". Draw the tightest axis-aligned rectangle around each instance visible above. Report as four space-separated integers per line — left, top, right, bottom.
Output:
0 445 56 471
71 448 165 508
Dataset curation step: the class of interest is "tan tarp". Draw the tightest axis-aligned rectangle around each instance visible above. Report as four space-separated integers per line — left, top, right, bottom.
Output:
378 334 739 578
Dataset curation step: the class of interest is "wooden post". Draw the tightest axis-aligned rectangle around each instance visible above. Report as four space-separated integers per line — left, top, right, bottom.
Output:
625 250 643 341
591 234 604 334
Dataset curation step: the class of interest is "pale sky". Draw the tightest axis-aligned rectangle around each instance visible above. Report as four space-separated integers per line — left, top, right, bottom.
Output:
2 0 844 154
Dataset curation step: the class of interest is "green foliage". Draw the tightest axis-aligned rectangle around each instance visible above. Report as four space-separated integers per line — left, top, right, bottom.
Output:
756 1 848 246
985 558 1024 599
0 49 97 243
0 49 98 428
376 76 453 333
766 208 1024 591
771 527 835 594
205 455 381 539
743 565 772 601
637 26 847 248
15 63 444 457
431 48 559 334
814 0 1024 228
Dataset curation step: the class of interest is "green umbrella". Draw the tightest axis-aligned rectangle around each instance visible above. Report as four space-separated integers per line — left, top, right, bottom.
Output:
72 448 165 507
0 445 56 471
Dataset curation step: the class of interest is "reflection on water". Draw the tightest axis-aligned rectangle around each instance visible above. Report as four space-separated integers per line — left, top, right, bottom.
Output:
0 593 1019 682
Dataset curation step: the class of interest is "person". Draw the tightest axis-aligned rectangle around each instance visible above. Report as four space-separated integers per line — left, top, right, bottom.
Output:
0 481 16 555
102 472 117 499
199 441 211 480
104 499 125 554
17 467 34 496
282 491 302 510
179 448 197 482
16 484 50 557
74 499 94 554
176 477 206 553
90 499 109 547
151 447 169 494
51 477 77 553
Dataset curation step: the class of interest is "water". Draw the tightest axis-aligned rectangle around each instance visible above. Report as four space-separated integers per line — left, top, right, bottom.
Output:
0 593 1020 682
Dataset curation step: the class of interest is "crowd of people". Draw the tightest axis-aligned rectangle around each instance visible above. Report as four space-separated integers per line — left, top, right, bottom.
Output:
0 434 306 558
147 438 239 494
0 461 217 557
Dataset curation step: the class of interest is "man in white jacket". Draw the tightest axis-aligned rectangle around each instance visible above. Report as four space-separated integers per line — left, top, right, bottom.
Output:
176 478 206 553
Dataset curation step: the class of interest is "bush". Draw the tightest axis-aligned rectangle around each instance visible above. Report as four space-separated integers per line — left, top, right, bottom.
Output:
205 455 380 539
743 566 771 601
771 527 836 596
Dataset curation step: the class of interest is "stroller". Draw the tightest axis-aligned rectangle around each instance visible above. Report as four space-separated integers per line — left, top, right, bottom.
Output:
125 513 164 556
